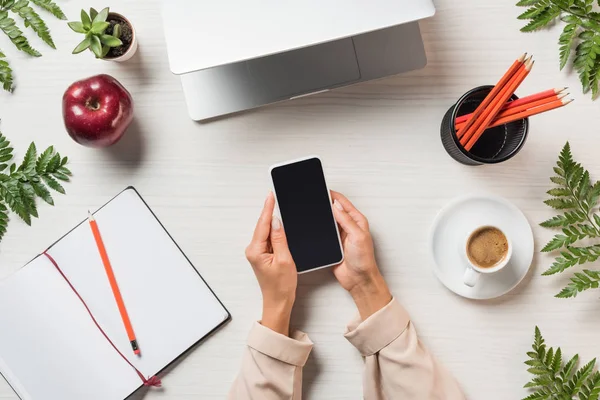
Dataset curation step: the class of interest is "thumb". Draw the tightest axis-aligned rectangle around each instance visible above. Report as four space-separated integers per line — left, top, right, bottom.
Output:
270 216 292 257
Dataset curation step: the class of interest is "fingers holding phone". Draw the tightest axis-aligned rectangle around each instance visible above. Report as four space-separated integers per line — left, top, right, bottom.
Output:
330 191 392 320
245 192 297 336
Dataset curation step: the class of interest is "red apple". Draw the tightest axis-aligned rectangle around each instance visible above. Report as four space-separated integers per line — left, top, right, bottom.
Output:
62 74 134 148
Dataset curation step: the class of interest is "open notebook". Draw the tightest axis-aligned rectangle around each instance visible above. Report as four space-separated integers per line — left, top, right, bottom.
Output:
0 187 230 400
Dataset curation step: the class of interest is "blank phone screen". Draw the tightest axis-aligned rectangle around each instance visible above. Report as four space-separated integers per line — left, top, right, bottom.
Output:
271 158 343 273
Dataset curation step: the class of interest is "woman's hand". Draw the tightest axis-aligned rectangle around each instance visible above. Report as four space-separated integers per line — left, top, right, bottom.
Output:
245 192 298 336
331 191 392 320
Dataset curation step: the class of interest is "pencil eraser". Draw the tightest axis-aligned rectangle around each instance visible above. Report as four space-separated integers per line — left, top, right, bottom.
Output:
134 349 141 355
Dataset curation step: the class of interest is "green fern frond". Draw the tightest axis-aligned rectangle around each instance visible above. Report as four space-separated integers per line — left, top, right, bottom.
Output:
0 0 65 93
520 6 561 32
517 0 600 97
0 50 13 92
11 0 55 49
523 326 600 399
0 202 7 241
560 24 579 69
0 10 40 56
28 0 66 20
557 270 600 298
0 129 71 241
541 142 600 298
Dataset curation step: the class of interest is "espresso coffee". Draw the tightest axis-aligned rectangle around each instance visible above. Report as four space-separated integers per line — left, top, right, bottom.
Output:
466 227 508 269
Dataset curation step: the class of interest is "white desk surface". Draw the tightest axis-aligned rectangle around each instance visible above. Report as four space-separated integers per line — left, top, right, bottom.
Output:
0 1 599 399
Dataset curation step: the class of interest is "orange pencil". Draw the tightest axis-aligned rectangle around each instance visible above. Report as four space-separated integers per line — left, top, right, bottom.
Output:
455 93 567 130
463 57 534 151
88 211 140 356
456 53 527 139
492 97 572 127
455 87 566 125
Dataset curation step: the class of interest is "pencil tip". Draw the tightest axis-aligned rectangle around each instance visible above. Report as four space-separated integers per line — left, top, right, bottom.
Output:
88 211 94 221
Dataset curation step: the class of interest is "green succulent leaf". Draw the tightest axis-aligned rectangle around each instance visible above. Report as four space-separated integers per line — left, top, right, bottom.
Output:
112 23 121 39
67 21 85 34
90 21 109 35
80 9 91 29
93 7 109 24
89 34 102 58
89 7 98 21
72 36 91 54
99 34 122 47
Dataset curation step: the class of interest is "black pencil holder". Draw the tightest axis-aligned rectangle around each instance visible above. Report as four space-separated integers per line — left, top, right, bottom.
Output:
440 85 529 166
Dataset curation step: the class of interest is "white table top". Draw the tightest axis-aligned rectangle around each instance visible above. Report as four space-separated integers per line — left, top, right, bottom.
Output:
1 1 599 399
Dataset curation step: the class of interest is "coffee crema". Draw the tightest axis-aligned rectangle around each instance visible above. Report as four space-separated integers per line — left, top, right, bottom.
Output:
466 226 508 268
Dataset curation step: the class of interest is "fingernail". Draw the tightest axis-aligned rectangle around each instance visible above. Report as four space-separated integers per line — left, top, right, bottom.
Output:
334 199 344 211
271 216 281 230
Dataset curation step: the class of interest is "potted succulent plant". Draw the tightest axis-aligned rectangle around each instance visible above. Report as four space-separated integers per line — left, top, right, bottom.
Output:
68 7 138 62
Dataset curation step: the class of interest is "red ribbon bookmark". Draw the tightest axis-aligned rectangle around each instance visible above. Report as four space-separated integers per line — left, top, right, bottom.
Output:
42 251 162 388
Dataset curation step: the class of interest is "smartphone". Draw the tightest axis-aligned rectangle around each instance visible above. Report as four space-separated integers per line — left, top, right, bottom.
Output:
269 156 344 274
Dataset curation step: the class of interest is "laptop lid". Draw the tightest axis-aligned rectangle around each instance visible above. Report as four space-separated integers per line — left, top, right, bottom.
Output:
162 0 435 75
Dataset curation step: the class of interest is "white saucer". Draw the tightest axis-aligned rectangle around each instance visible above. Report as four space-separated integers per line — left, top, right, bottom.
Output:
429 195 534 300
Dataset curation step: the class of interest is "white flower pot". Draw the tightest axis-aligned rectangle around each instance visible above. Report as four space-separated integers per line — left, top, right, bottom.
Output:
104 12 138 62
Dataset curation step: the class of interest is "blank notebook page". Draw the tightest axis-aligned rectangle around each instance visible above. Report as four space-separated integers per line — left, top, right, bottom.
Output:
0 188 229 400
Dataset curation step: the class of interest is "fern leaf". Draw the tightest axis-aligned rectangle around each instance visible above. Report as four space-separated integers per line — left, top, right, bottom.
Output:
0 11 40 57
42 175 63 194
11 0 55 49
3 180 30 225
518 5 548 20
517 0 542 6
35 145 52 174
567 359 596 394
557 270 600 298
521 6 561 32
31 180 52 205
0 202 7 241
540 211 587 227
560 24 579 70
19 142 36 174
544 198 577 209
19 182 37 219
28 0 66 20
0 50 13 92
521 327 600 400
542 234 577 252
0 131 13 164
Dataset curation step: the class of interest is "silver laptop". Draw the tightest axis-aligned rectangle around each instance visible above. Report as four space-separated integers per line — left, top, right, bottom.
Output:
161 1 436 121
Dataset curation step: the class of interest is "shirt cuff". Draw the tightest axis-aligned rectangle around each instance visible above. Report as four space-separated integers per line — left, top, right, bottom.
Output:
344 297 410 356
247 322 314 367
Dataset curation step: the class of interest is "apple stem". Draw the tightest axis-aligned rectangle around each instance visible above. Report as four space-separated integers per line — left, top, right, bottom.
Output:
86 98 101 111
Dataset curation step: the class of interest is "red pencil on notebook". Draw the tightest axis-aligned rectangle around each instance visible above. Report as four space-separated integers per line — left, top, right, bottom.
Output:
88 211 140 356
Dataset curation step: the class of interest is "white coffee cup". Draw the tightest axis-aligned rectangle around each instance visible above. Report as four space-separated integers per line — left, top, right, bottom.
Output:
463 226 512 287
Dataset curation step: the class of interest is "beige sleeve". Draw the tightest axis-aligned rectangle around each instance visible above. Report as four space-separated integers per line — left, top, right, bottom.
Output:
228 322 313 400
344 298 465 400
